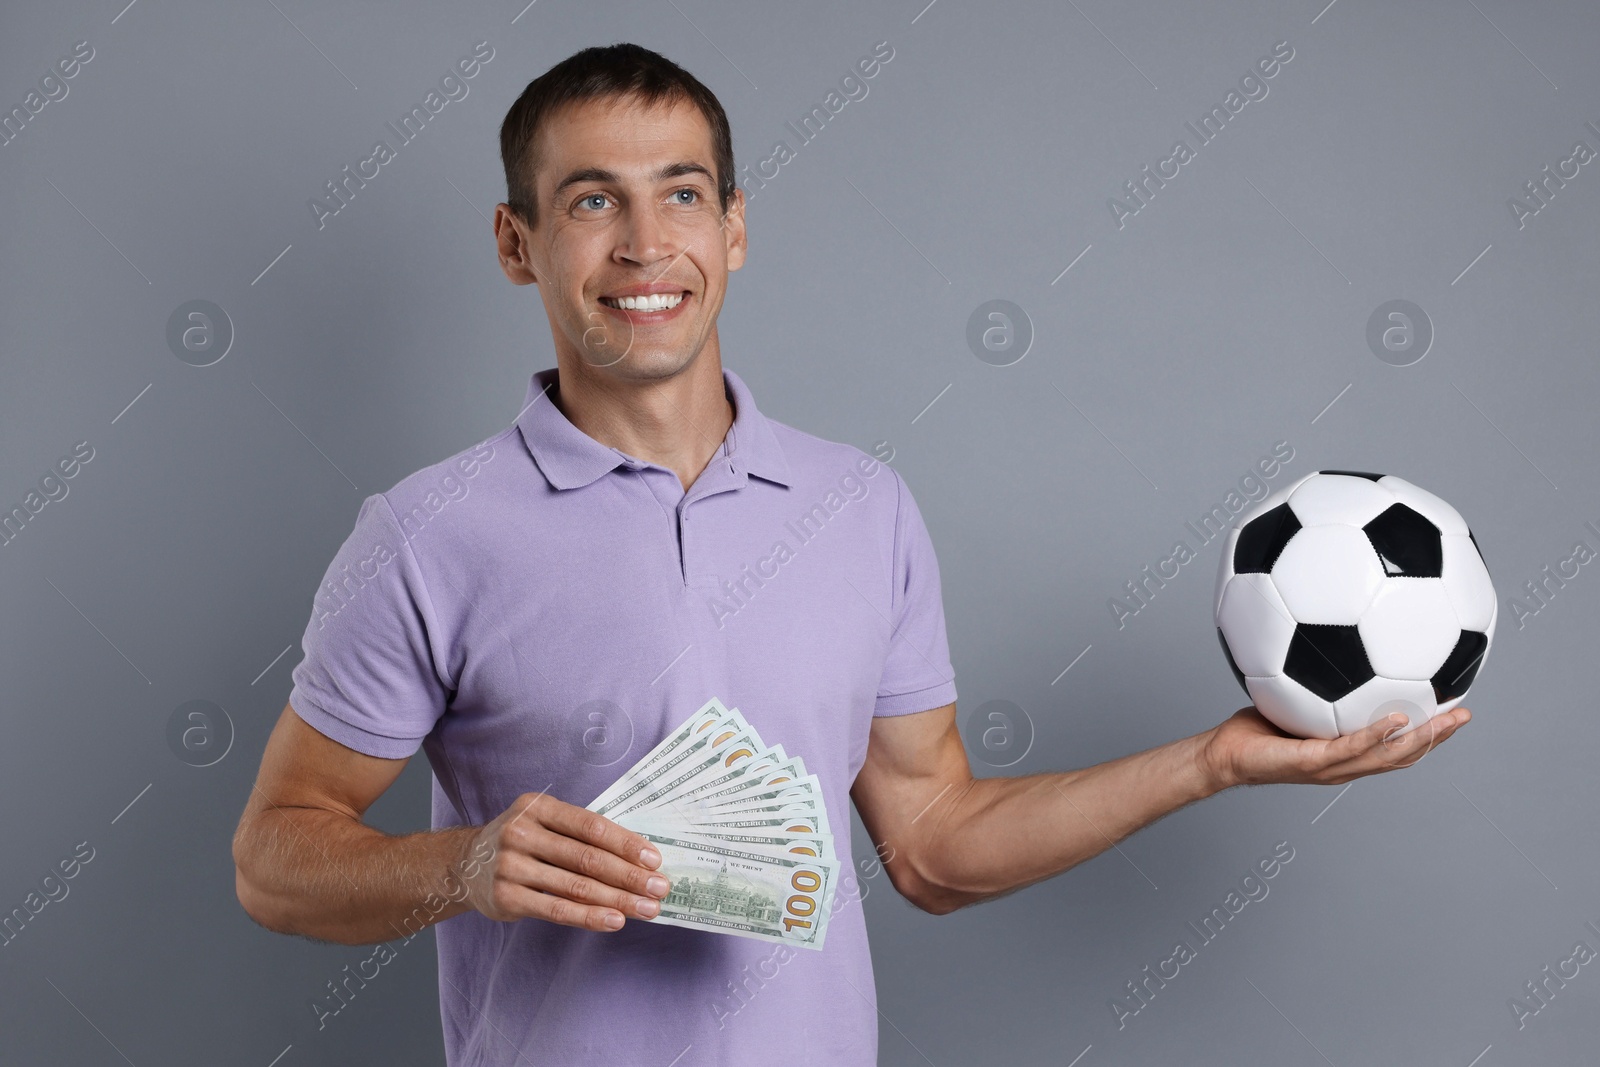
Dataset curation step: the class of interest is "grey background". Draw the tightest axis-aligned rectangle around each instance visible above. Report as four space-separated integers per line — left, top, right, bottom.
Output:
2 0 1597 1063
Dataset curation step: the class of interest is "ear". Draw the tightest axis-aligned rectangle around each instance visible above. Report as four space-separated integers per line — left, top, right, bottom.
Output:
494 204 539 286
722 189 748 272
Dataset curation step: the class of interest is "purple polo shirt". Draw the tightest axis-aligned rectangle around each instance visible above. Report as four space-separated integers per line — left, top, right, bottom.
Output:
287 365 957 1066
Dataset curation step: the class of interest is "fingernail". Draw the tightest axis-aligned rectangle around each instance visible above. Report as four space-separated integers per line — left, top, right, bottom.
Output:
604 912 624 929
641 848 661 868
638 897 660 917
647 875 669 897
1389 713 1408 725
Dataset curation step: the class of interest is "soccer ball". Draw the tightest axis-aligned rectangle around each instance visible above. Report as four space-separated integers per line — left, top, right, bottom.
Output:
1214 470 1496 739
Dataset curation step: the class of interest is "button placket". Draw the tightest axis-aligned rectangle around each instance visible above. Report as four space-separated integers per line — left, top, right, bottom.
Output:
672 452 743 586
625 464 688 583
677 504 689 585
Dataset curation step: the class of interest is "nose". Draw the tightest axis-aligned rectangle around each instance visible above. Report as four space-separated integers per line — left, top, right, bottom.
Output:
615 201 678 271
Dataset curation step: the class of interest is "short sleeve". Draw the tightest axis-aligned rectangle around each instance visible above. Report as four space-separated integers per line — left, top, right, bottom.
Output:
287 493 450 758
873 469 958 716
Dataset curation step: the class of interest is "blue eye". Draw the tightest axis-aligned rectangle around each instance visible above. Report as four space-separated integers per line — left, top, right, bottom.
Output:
581 194 608 211
673 189 698 204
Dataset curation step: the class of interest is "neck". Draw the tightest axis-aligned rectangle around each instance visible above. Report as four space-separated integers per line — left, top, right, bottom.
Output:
549 349 734 493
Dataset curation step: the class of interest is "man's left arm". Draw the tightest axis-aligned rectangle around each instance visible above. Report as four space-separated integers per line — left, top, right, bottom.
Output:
849 701 1471 915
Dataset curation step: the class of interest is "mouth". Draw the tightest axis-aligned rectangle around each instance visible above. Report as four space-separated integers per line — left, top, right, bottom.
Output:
601 287 688 313
592 289 684 327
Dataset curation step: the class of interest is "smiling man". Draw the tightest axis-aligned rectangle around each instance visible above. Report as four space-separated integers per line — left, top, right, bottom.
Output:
232 42 1471 1067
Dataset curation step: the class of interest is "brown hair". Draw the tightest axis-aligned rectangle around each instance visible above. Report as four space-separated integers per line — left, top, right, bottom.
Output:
499 42 736 227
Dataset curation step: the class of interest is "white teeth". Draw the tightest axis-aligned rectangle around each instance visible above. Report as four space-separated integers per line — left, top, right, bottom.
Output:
603 292 684 311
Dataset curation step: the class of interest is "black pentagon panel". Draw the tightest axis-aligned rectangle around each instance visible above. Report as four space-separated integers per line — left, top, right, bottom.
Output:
1283 623 1374 701
1319 469 1384 481
1218 628 1249 695
1364 503 1444 577
1234 503 1301 574
1433 630 1488 703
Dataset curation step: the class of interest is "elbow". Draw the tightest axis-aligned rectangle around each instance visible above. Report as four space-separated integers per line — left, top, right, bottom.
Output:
233 861 316 938
230 814 374 946
234 867 277 930
232 818 289 934
887 850 979 916
232 848 273 930
908 890 964 916
905 882 977 916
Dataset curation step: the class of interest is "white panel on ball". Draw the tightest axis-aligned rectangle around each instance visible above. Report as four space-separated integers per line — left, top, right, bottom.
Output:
1214 526 1239 620
1358 580 1461 679
1440 534 1496 632
1217 573 1297 677
1287 474 1395 527
1331 676 1439 737
1244 674 1339 740
1235 474 1312 528
1270 525 1386 625
1378 476 1469 536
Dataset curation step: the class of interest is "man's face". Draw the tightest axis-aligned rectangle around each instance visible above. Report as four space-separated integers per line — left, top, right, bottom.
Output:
501 94 746 382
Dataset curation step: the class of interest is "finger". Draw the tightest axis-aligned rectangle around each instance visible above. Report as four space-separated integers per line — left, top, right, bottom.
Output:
1298 713 1406 771
513 853 662 921
503 791 657 865
1356 709 1442 756
1366 710 1425 747
1336 707 1468 775
537 801 663 870
534 830 672 902
484 849 652 926
488 876 633 932
1375 707 1471 765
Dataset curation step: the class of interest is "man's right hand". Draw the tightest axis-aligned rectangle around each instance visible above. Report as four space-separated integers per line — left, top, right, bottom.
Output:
463 791 671 932
1200 704 1471 789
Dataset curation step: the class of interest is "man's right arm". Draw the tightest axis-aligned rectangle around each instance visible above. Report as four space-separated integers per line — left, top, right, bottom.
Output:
232 702 672 946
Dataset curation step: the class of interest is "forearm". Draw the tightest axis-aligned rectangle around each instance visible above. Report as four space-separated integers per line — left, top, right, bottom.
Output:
916 730 1222 913
234 805 480 945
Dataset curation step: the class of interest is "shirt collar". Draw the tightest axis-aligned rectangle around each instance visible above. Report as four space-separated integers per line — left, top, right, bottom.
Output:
516 365 793 491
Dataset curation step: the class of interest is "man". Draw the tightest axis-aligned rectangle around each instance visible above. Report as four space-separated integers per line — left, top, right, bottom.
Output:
231 42 1470 1066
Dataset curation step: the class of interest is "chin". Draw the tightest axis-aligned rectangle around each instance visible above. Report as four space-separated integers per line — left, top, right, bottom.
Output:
596 348 702 381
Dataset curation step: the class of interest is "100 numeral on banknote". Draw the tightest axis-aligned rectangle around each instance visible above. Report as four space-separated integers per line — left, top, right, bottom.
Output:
634 830 834 949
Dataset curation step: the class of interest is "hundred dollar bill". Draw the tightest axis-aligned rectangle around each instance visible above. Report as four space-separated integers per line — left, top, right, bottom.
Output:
607 727 764 821
585 698 732 812
628 814 833 861
693 805 832 836
590 706 748 817
703 791 826 826
608 729 764 825
702 829 833 862
647 745 792 817
672 754 803 811
685 811 828 835
633 828 836 950
644 729 771 813
703 772 821 815
655 756 804 824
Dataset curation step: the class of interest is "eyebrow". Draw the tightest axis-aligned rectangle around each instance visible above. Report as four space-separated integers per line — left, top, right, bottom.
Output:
550 160 715 201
